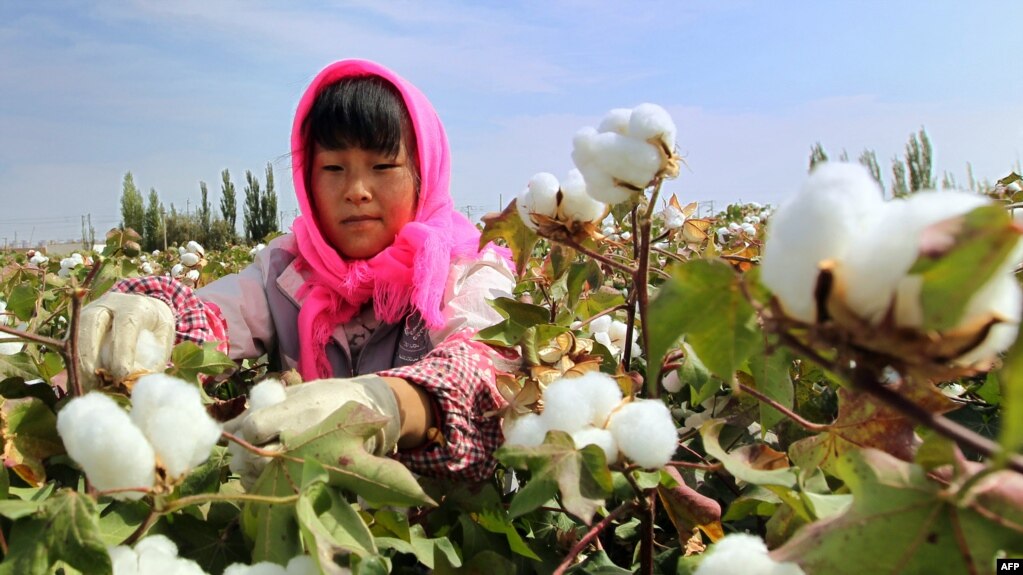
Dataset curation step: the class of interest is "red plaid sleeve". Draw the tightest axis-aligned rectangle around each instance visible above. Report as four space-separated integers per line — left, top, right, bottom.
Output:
112 276 229 353
379 331 507 482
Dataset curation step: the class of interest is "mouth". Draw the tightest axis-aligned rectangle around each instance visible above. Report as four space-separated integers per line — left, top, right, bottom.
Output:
342 215 380 223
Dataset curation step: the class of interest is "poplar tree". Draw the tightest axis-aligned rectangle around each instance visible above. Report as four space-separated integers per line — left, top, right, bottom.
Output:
262 162 279 236
119 172 145 235
808 143 828 171
891 158 909 198
243 170 263 243
906 128 934 192
198 181 212 245
219 169 238 239
143 188 164 252
858 149 883 191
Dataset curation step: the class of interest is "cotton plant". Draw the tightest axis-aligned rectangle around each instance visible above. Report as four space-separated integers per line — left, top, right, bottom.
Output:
227 378 287 476
56 373 222 499
503 372 678 469
171 240 207 286
761 161 1023 369
58 252 89 278
28 251 49 265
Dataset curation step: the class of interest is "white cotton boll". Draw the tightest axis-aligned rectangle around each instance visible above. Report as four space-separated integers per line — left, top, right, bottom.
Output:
608 399 677 469
249 379 288 411
840 191 990 325
133 534 179 558
760 162 885 323
249 243 266 257
71 253 85 266
224 563 287 575
107 545 139 575
571 426 619 463
57 393 155 499
694 533 806 575
170 264 184 278
953 274 1023 365
178 246 187 256
185 269 200 282
607 320 641 359
594 131 662 189
540 377 596 433
185 241 205 256
572 128 637 205
559 169 607 223
516 172 561 229
628 103 676 151
130 374 223 479
180 252 201 267
573 371 624 426
140 262 154 275
593 331 620 358
661 205 685 230
589 315 612 334
29 253 49 265
286 556 320 575
504 413 549 448
662 370 683 393
741 223 757 235
598 108 632 135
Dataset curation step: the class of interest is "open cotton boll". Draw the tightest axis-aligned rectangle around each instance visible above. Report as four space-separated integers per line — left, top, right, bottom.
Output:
224 563 287 575
107 544 139 575
185 240 205 256
760 162 885 323
608 320 641 358
170 263 185 278
608 399 678 469
130 374 223 479
504 412 549 447
661 205 685 230
134 534 207 575
516 172 561 230
588 314 613 334
572 128 636 205
180 252 201 267
628 103 676 151
540 377 598 433
598 108 633 135
952 274 1023 365
571 426 619 463
839 191 990 324
57 393 156 499
101 328 170 375
249 379 288 411
587 130 663 190
694 533 806 575
569 371 624 426
285 556 320 575
558 169 607 223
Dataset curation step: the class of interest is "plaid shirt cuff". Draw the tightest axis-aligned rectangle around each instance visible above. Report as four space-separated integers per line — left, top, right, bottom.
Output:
112 276 229 353
380 331 507 482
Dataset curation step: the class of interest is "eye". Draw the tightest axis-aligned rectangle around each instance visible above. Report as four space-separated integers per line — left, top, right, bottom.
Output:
374 163 400 171
322 164 344 172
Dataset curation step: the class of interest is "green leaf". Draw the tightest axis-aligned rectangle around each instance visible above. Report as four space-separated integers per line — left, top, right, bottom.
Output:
158 512 249 575
476 508 541 561
909 205 1022 331
679 343 720 406
6 284 37 322
701 420 797 490
283 401 435 508
168 341 236 382
242 458 302 564
646 259 759 385
474 298 551 347
496 431 612 524
575 288 626 320
773 449 1023 573
375 524 462 569
1 397 63 486
96 500 151 546
176 445 229 497
479 200 540 277
0 377 58 408
997 329 1023 456
744 345 794 433
566 259 603 311
297 480 378 571
0 489 111 575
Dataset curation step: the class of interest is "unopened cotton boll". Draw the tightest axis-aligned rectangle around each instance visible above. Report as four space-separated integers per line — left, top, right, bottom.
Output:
180 252 201 267
130 374 222 479
608 399 677 469
503 413 549 448
694 533 805 575
628 103 676 151
558 169 607 223
571 426 619 463
662 370 683 393
56 393 156 499
760 162 885 323
249 379 288 411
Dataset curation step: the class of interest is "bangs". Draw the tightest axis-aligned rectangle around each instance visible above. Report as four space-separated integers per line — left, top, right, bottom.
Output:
303 75 412 158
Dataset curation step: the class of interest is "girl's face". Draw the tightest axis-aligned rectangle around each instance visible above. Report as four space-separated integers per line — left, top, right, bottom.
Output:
310 142 417 259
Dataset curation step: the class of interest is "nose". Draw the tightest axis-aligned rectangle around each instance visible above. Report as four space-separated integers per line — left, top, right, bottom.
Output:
343 177 372 205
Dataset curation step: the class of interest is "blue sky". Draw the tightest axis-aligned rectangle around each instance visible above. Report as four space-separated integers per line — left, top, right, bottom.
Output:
2 1 1022 244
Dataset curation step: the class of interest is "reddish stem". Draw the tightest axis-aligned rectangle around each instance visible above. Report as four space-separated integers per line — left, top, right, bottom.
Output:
551 501 636 575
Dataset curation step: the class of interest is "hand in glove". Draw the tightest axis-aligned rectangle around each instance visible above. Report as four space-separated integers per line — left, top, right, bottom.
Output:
77 292 176 391
227 375 413 490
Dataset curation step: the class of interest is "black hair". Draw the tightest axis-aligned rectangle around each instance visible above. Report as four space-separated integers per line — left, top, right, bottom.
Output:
302 75 418 169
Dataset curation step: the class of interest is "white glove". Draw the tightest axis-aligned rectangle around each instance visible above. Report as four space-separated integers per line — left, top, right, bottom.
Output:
77 292 176 391
227 375 401 489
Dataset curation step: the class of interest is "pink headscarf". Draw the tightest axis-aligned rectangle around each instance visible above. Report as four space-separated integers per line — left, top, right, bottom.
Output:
290 60 481 380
